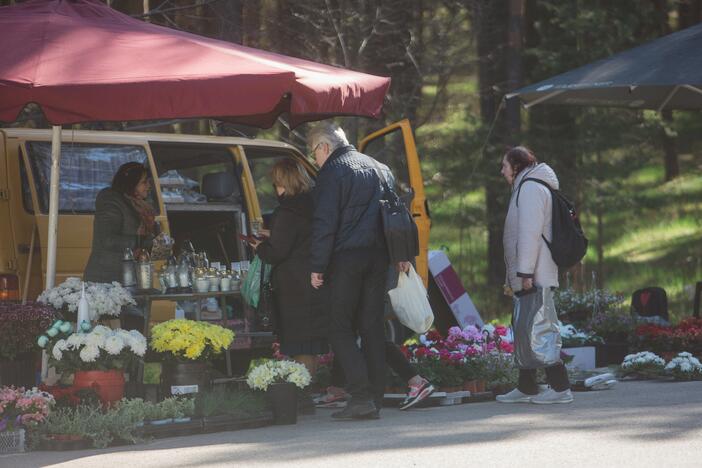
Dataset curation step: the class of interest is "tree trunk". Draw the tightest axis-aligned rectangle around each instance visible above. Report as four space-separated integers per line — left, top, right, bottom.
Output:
660 109 679 181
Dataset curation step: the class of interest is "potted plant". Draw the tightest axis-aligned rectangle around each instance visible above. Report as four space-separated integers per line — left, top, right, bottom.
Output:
247 360 311 425
38 324 147 406
116 397 148 427
150 319 234 396
0 386 54 454
560 323 603 370
664 352 702 381
0 302 57 388
37 277 136 323
619 351 666 379
554 287 623 325
587 308 634 366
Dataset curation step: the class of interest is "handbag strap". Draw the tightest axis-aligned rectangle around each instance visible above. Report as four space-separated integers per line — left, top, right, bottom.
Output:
368 157 394 198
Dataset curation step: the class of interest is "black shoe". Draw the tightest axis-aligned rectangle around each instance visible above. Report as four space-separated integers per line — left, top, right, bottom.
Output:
331 400 377 420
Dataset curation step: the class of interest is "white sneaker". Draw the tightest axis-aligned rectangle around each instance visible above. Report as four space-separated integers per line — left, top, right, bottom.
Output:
531 388 574 404
496 388 535 403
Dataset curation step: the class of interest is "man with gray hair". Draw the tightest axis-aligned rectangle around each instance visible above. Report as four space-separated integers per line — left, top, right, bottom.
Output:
309 122 405 420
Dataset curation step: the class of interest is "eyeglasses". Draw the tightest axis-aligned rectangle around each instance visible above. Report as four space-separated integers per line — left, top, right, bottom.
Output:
308 142 323 158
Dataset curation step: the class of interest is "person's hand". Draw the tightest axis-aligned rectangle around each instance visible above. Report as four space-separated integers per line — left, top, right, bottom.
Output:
258 229 271 238
311 272 324 289
397 261 411 273
521 277 534 291
248 238 262 249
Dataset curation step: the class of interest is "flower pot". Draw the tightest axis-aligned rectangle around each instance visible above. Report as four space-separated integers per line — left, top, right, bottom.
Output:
596 342 629 367
267 382 298 425
73 369 125 406
164 361 209 395
173 417 191 423
462 380 478 392
0 428 25 454
562 346 597 370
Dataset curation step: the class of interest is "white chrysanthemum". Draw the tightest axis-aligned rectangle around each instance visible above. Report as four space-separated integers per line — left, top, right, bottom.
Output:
66 333 85 349
85 332 104 348
52 343 63 361
92 325 111 336
79 345 100 363
55 339 68 351
129 338 147 357
104 335 125 355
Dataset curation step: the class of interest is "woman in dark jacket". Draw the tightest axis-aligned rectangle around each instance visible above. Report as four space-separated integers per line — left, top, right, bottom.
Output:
250 158 328 376
84 162 156 283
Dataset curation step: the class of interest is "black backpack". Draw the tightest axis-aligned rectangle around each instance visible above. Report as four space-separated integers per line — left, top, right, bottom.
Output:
516 178 588 269
370 159 419 264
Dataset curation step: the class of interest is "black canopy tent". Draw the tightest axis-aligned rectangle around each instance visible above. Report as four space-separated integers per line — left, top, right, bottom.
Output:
506 22 702 111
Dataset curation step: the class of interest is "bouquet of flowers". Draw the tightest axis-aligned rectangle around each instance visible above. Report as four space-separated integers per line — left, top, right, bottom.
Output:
37 277 135 320
631 318 702 355
0 386 55 432
587 308 635 343
38 324 147 373
0 302 57 360
246 360 312 391
560 323 604 347
150 319 234 362
620 351 666 378
554 287 623 322
664 352 702 381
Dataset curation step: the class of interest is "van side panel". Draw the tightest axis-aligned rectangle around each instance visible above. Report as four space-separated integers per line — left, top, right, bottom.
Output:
0 132 15 277
2 134 44 300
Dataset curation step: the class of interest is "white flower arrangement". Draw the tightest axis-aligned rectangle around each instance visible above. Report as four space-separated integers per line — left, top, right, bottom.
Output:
559 323 604 347
620 351 666 378
37 277 136 320
48 325 147 372
246 360 311 391
664 352 702 381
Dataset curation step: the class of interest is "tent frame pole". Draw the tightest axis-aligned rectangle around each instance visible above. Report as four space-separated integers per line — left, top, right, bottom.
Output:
45 125 61 289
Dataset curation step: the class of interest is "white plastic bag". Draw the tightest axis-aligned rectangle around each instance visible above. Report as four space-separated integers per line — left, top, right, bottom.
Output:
387 265 434 333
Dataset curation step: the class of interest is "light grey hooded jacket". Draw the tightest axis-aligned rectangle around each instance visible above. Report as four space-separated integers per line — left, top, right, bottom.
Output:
503 163 560 292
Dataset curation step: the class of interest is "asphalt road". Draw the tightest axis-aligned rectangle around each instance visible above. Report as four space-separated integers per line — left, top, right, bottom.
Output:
4 380 702 468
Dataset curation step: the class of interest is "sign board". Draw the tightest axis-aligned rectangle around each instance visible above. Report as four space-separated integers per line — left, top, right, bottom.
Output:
428 250 483 328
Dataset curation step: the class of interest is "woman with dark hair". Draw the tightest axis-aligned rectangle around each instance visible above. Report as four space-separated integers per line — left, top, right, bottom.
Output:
496 146 573 405
84 162 156 283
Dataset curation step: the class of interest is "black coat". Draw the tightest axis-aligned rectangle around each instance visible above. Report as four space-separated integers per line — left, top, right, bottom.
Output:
84 188 153 283
310 145 391 273
256 192 328 346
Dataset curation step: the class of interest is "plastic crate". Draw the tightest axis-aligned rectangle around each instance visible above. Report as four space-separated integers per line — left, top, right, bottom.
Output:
0 429 25 454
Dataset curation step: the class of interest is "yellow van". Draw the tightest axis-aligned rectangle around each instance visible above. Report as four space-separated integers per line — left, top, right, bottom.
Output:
0 120 430 344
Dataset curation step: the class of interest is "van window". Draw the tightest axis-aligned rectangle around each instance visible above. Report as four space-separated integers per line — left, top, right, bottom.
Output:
244 147 308 216
25 142 149 214
19 152 34 214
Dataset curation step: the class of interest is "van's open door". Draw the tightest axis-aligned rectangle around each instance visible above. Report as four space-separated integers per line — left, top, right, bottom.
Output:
359 119 430 285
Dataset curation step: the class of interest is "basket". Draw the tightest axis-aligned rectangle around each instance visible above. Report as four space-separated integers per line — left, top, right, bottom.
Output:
0 429 26 454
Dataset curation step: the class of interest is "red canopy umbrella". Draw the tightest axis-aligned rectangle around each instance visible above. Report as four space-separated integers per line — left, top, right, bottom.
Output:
0 0 391 289
0 0 390 128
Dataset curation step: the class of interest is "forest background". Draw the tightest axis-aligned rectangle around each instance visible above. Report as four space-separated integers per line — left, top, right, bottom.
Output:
3 0 702 321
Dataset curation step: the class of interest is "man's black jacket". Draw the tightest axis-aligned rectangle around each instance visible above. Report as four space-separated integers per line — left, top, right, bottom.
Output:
311 145 391 273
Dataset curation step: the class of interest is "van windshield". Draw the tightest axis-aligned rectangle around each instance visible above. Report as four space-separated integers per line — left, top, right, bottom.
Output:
26 142 150 214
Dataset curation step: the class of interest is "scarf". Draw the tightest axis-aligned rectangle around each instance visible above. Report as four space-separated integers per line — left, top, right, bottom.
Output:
124 194 156 237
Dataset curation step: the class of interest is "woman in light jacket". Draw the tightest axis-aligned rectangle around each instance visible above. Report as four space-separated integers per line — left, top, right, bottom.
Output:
496 146 573 405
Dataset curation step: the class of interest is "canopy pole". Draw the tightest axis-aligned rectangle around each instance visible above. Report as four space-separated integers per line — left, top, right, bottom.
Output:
657 85 681 113
523 89 566 109
45 125 61 290
683 84 702 97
